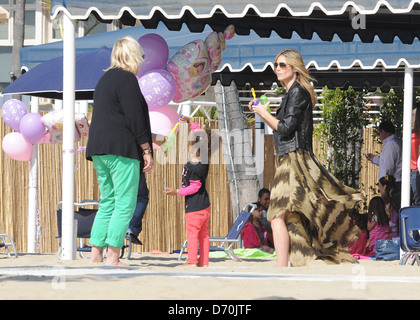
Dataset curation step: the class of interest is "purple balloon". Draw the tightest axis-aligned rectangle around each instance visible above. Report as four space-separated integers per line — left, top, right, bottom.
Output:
137 33 169 78
19 113 46 144
1 99 28 131
138 69 176 111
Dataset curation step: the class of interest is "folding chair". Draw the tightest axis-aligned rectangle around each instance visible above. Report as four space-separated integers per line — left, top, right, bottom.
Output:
178 202 257 262
121 234 133 259
56 199 99 260
56 199 133 260
0 233 17 258
399 206 420 265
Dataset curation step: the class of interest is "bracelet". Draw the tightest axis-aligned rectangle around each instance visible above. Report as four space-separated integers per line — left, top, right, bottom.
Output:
142 148 152 155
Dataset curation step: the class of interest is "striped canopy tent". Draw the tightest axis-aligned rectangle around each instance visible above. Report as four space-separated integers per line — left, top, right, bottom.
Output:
48 0 419 260
50 0 420 43
16 23 420 91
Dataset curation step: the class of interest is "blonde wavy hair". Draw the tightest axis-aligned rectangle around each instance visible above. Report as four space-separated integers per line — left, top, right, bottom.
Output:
106 36 145 74
275 49 317 107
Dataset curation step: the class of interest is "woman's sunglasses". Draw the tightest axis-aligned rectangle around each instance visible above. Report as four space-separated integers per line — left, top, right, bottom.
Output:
273 62 288 69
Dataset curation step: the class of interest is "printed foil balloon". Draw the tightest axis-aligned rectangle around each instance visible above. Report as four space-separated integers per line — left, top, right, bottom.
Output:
205 32 222 71
137 33 169 78
138 69 176 111
223 25 235 40
167 40 211 103
1 99 28 132
41 109 81 144
218 32 226 52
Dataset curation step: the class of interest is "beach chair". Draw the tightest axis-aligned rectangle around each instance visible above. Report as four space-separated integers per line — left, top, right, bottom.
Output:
0 233 18 258
178 202 257 262
122 233 134 259
399 206 420 265
56 199 133 260
56 199 99 260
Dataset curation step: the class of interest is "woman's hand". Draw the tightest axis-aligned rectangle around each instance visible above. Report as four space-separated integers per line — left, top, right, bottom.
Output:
248 99 279 131
248 100 271 116
163 187 178 196
142 153 154 174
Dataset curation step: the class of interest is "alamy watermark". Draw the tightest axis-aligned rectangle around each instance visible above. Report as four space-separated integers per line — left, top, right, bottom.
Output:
351 264 367 290
350 6 366 30
154 128 262 175
51 266 67 290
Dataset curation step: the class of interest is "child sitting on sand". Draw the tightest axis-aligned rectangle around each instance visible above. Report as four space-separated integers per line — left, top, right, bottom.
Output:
365 196 391 256
241 202 274 254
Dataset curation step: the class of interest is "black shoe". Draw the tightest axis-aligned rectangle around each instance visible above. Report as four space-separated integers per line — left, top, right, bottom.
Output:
126 232 143 245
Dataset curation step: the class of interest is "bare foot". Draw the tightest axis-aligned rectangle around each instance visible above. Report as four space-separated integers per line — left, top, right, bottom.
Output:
104 245 127 266
89 246 104 263
105 259 128 267
178 263 197 267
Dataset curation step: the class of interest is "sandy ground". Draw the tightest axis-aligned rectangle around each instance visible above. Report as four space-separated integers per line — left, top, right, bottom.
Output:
1 251 420 302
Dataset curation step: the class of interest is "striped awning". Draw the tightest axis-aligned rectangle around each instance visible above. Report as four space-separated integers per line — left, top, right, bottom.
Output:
18 23 420 91
50 0 420 43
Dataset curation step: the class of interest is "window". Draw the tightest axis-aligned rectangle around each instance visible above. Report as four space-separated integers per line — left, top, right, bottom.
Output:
0 0 41 46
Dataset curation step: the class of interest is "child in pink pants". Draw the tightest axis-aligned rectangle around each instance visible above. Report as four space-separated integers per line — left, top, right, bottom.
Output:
185 206 211 266
164 116 213 266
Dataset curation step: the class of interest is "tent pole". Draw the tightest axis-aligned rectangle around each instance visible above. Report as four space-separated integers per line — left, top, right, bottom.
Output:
27 97 39 253
401 66 413 209
61 13 76 260
254 114 264 189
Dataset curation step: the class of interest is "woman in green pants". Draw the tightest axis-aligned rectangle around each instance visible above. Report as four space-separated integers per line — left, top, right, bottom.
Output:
86 36 154 266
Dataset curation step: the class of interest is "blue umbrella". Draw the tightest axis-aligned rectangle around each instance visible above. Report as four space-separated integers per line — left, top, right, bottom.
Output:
2 46 111 100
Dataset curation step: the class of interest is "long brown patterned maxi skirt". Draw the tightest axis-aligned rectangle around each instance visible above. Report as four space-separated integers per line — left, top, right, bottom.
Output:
267 148 365 266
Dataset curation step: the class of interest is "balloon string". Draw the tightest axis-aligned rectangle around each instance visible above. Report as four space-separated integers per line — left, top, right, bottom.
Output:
62 146 86 154
62 146 86 173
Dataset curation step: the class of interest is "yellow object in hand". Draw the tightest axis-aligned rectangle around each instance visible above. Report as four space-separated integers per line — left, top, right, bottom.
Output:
251 88 257 100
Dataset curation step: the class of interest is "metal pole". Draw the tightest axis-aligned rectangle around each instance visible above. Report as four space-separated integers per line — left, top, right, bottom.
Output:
27 97 39 253
61 13 76 260
401 66 413 209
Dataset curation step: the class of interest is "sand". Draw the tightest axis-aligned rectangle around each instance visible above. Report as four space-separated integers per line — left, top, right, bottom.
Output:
1 251 420 301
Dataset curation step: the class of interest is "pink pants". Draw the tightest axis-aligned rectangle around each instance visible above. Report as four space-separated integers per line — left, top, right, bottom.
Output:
185 206 211 265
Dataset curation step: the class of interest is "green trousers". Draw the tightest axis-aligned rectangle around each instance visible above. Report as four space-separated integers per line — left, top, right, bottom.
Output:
89 154 140 249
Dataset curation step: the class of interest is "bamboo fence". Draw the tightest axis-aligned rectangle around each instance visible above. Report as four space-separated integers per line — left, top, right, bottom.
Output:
0 114 381 254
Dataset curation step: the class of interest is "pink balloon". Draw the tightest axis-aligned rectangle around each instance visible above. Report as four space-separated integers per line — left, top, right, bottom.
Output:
1 99 28 131
19 113 46 144
149 106 179 136
137 33 169 78
138 70 176 110
2 132 32 161
157 105 180 125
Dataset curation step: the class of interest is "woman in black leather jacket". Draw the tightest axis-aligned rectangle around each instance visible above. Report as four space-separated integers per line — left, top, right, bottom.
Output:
250 49 364 267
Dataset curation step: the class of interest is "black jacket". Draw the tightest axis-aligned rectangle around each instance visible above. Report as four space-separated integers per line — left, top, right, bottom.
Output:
86 67 153 165
274 81 313 156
